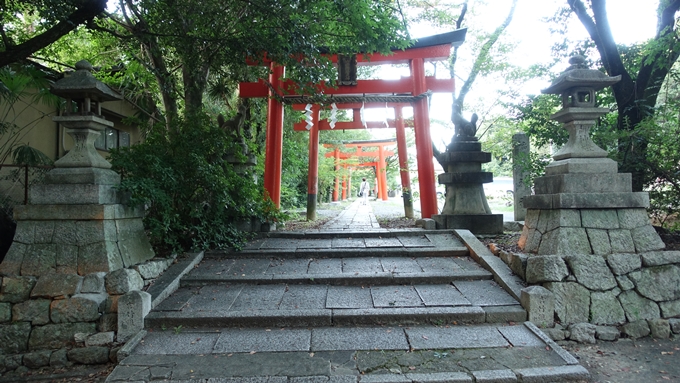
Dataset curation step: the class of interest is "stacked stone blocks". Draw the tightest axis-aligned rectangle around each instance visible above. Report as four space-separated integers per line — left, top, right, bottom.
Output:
495 247 680 341
0 257 171 371
519 208 664 256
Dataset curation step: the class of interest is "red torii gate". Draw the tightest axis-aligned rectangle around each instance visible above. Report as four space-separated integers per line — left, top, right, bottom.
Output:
324 140 396 202
239 30 466 220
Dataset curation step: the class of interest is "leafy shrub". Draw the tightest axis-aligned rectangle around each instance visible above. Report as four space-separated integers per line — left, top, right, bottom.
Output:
110 113 282 254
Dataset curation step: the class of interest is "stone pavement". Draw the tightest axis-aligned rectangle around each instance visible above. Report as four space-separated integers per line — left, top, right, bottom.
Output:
106 199 588 382
320 200 381 231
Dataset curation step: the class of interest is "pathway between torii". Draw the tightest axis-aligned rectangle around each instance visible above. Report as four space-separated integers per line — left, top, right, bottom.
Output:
238 30 467 220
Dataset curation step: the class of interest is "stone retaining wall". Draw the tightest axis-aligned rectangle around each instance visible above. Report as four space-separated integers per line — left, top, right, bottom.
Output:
492 246 680 342
0 255 174 373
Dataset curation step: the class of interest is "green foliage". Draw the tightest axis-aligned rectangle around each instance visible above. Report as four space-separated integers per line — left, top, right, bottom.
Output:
95 0 409 118
505 94 564 149
110 113 283 253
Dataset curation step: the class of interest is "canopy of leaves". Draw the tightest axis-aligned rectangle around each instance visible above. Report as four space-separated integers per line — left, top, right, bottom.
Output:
0 0 107 67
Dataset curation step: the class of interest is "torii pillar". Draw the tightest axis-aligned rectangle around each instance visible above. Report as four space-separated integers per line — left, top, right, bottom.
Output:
264 63 285 206
306 105 320 220
332 148 340 202
411 58 437 218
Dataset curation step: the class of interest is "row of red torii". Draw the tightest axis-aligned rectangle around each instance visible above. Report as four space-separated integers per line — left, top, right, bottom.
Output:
239 30 467 220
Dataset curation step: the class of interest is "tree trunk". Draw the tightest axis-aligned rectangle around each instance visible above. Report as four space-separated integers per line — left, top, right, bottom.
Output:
568 0 680 191
182 61 210 116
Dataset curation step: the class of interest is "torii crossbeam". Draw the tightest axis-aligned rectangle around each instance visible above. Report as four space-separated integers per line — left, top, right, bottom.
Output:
239 30 466 220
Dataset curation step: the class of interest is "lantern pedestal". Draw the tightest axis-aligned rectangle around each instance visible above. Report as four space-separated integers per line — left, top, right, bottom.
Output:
1 60 154 277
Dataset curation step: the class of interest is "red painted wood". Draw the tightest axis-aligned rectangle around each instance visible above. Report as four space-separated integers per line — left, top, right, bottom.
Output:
246 44 452 66
241 77 453 98
342 175 347 200
307 105 320 195
378 145 388 201
264 63 285 207
411 58 438 218
333 148 340 202
324 150 394 159
294 118 415 131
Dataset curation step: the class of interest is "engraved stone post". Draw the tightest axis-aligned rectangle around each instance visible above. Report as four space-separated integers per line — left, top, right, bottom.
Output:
512 132 531 221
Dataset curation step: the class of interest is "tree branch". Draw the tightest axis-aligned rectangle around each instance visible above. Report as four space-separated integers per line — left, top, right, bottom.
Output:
448 0 467 77
454 0 517 115
0 0 107 68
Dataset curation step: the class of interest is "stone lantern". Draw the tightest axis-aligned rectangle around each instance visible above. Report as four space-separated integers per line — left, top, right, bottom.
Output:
519 56 665 255
49 60 121 175
2 60 155 277
541 55 619 164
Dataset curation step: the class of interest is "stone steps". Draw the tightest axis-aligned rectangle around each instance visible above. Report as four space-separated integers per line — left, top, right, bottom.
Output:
181 255 492 285
108 322 589 383
106 228 589 382
146 251 523 329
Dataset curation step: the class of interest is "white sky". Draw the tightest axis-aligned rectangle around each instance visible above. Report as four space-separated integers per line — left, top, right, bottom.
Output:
363 0 659 146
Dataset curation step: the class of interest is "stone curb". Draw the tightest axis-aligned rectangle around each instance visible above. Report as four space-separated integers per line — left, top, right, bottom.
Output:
116 329 146 361
207 247 469 259
180 270 493 287
145 251 204 309
145 306 516 328
524 321 579 365
515 365 590 382
256 229 443 239
454 229 526 301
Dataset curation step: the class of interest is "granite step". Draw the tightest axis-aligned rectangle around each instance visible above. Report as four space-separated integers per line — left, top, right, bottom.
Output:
210 232 469 258
108 322 588 383
106 228 589 383
145 280 526 329
181 255 492 286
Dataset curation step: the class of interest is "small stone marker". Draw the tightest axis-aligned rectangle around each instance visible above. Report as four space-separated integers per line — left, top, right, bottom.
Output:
512 132 531 221
520 285 555 328
117 290 151 342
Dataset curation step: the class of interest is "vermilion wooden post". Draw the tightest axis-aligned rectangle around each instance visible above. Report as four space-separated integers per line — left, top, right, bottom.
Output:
341 172 347 200
378 145 388 201
306 105 320 220
395 106 414 218
333 148 340 202
411 58 438 218
264 63 285 207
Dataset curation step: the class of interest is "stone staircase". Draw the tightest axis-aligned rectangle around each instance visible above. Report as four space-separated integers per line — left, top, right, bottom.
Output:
106 228 588 382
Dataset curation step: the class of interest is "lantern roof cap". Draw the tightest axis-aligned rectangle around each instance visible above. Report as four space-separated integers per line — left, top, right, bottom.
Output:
50 60 122 102
542 55 620 95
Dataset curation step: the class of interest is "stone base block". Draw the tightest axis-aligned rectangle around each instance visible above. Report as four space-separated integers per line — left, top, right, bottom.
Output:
519 207 664 255
44 168 120 185
30 184 119 205
545 157 618 175
438 172 493 184
432 214 503 234
441 151 491 163
524 192 650 209
535 173 632 194
14 204 144 221
3 205 154 276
